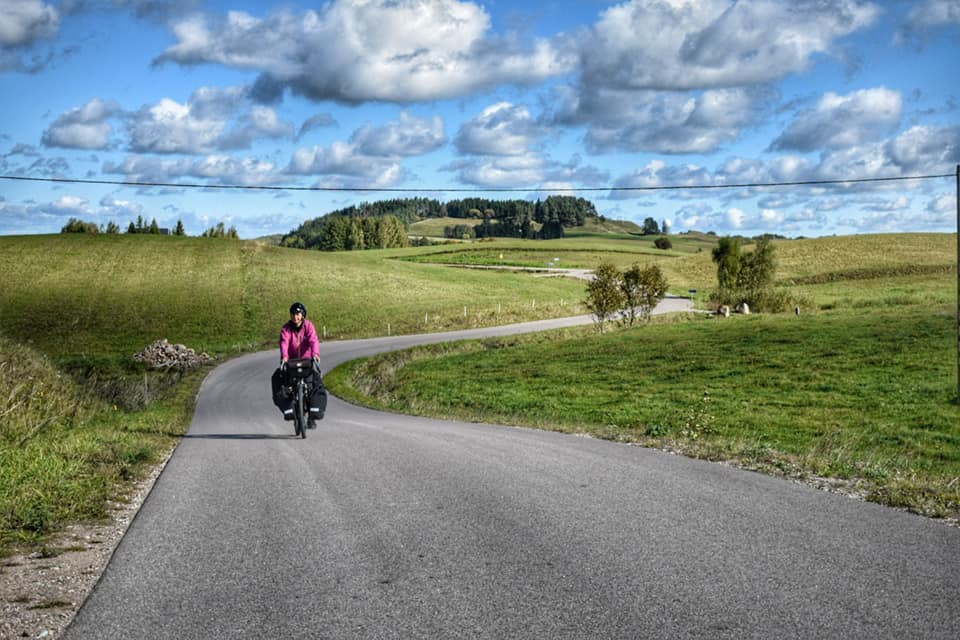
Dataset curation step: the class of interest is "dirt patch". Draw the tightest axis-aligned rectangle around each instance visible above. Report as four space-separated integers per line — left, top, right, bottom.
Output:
0 452 171 639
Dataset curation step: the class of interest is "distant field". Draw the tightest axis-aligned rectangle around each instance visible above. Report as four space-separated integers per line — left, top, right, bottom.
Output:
408 216 482 237
407 216 645 238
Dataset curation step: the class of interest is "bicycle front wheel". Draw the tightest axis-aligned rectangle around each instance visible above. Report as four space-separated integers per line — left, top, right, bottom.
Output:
294 383 306 438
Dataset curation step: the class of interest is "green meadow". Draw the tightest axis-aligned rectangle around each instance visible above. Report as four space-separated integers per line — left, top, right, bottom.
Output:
0 231 957 552
331 232 960 520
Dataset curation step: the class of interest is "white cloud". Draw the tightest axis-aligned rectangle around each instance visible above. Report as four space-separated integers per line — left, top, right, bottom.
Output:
895 0 960 46
927 192 956 216
553 83 769 154
50 195 88 214
287 141 404 187
42 98 121 150
0 0 59 47
103 154 280 186
448 153 549 187
126 85 293 153
128 96 227 154
552 0 879 154
455 102 545 156
861 195 910 213
445 151 607 189
99 195 144 218
885 124 960 173
726 207 747 229
610 161 714 199
216 105 295 150
154 0 574 103
580 0 878 91
350 112 446 157
285 111 447 187
771 88 903 151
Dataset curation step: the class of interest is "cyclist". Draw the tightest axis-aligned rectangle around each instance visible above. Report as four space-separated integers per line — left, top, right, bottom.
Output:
271 302 326 428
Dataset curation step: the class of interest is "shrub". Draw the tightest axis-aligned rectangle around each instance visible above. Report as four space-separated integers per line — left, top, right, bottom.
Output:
584 261 625 333
621 264 669 325
60 218 100 234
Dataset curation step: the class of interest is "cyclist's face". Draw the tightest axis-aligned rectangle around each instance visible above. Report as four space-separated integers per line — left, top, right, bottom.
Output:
291 311 304 326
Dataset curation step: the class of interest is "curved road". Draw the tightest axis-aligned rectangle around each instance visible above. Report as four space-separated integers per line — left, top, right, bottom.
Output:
64 297 959 639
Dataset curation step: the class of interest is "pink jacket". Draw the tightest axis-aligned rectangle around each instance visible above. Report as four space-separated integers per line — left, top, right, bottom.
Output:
280 319 320 361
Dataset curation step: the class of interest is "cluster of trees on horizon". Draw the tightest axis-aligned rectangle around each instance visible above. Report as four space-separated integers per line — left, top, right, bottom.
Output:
60 216 238 239
281 195 601 251
280 214 408 251
61 216 186 236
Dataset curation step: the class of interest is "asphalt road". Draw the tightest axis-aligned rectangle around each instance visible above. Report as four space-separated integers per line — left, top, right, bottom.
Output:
63 298 959 639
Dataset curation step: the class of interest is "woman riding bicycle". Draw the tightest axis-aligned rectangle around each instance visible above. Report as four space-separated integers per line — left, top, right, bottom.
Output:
271 301 326 428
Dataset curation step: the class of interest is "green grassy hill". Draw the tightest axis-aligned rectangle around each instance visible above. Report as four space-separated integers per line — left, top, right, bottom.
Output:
0 234 589 367
0 231 956 550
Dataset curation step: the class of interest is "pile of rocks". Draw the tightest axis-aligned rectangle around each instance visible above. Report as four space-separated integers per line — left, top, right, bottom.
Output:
133 339 214 369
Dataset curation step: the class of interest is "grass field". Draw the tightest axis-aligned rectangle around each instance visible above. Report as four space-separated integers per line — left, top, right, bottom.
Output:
327 233 960 521
0 233 586 552
0 230 957 551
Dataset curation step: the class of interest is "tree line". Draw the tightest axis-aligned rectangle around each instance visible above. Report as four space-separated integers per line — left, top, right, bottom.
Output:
60 216 237 238
281 214 408 251
281 195 599 251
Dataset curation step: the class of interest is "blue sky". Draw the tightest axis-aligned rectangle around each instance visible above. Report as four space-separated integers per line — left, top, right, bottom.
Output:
0 0 958 238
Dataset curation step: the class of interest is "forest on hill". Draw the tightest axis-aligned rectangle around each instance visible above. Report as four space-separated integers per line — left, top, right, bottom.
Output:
280 195 600 250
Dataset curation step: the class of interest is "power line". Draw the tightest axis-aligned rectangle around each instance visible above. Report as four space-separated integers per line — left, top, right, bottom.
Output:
0 172 953 193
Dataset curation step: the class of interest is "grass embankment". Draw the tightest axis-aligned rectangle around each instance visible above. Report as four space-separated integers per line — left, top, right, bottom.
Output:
0 233 590 553
328 233 960 521
0 336 202 549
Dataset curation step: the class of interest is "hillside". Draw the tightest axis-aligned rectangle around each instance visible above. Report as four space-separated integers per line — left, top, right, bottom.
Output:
0 230 956 556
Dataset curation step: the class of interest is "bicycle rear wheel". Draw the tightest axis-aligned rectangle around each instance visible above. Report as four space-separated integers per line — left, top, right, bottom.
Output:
294 383 306 438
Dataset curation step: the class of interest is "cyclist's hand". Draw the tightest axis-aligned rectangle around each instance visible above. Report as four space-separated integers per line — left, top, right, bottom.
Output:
280 360 287 373
312 356 321 373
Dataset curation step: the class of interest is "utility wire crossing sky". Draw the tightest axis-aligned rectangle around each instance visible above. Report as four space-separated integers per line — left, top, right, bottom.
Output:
0 0 958 238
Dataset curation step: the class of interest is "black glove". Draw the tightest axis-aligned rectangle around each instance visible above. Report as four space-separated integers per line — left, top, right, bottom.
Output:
280 360 287 373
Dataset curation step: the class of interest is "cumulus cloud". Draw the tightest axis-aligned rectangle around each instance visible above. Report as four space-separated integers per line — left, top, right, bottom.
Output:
286 141 403 187
0 0 59 47
103 154 280 186
894 0 960 47
0 0 60 71
153 0 574 103
42 97 121 149
610 160 715 198
445 153 549 187
578 87 764 154
285 111 448 187
126 85 294 153
99 194 144 218
455 102 546 156
580 0 878 92
549 0 879 154
128 96 229 154
49 194 89 214
446 152 608 188
771 88 903 151
215 105 296 150
350 112 446 157
885 124 960 173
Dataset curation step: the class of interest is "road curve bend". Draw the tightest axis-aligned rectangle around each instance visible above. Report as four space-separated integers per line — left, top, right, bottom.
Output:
64 297 959 639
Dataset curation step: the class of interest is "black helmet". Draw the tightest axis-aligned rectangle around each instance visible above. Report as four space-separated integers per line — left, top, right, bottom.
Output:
289 302 307 317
